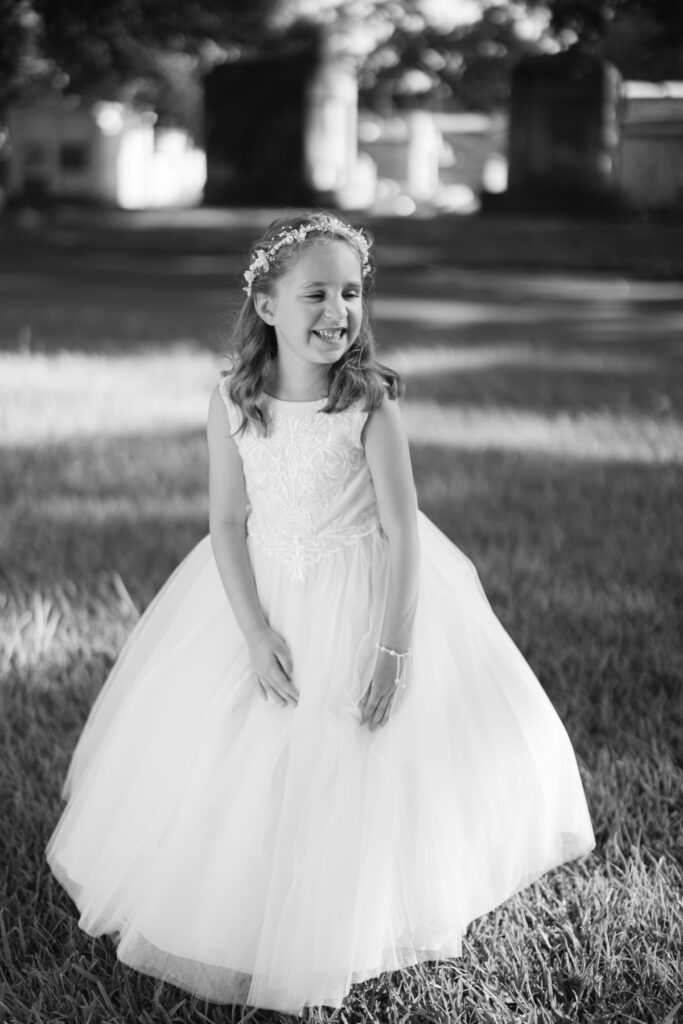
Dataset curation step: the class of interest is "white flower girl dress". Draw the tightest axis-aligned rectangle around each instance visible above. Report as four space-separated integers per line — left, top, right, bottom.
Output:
46 382 595 1013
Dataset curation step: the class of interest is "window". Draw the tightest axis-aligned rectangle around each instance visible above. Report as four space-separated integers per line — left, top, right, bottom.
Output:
60 142 89 171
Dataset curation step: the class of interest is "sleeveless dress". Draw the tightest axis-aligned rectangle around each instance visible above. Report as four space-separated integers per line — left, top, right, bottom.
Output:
46 382 595 1014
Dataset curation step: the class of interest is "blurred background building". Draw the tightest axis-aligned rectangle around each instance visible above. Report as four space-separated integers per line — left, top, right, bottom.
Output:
619 81 683 212
1 0 683 215
6 95 205 208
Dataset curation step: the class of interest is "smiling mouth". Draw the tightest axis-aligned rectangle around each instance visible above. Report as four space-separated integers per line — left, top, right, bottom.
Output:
313 328 346 341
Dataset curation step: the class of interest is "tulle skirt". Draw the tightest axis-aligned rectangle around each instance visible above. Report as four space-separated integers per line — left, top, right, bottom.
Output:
46 512 595 1013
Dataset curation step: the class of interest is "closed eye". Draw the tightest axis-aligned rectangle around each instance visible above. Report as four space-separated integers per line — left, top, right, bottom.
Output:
303 291 360 301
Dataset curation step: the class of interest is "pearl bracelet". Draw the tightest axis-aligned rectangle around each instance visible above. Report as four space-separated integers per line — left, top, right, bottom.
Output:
376 642 411 687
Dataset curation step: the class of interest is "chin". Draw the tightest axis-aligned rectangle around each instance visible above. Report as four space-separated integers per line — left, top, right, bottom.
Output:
313 342 348 360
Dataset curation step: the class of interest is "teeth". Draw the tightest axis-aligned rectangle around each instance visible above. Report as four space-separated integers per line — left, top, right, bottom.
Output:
315 328 345 340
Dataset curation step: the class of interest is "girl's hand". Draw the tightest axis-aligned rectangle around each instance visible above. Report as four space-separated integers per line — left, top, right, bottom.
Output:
245 626 298 707
359 650 402 731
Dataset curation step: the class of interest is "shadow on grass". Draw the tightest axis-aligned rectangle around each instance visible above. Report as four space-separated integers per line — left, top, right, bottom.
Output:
1 429 208 600
2 428 682 1022
2 272 683 377
1 296 683 1021
2 427 681 762
390 341 683 415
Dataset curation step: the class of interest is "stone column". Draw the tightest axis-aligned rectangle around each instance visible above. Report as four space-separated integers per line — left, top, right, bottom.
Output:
305 50 358 201
203 40 321 206
491 46 623 213
203 27 361 208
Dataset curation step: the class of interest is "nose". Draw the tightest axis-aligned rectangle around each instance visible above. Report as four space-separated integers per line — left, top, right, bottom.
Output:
324 295 347 322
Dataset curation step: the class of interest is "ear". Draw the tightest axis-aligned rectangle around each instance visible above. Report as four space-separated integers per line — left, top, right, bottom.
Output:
253 292 276 325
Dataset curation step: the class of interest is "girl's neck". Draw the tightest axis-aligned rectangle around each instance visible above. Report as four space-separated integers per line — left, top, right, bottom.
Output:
264 364 329 402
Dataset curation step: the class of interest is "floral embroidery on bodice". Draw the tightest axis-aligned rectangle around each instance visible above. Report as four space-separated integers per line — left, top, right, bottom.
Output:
218 382 381 581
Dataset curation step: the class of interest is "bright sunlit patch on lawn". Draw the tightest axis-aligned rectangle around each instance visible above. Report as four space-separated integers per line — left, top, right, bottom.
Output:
403 400 683 463
0 349 217 445
2 577 138 678
1 284 682 1023
2 350 680 464
33 494 208 524
373 296 545 327
386 343 659 376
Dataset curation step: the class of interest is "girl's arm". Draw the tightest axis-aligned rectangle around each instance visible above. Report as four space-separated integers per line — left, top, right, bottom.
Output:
207 387 298 706
361 395 420 730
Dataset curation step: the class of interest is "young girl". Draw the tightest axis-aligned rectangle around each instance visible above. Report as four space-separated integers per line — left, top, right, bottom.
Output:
46 212 595 1014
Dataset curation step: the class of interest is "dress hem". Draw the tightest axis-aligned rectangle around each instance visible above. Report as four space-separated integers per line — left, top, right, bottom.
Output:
48 839 596 1015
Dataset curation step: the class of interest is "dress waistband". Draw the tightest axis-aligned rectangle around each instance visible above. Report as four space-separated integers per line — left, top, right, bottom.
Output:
247 517 382 582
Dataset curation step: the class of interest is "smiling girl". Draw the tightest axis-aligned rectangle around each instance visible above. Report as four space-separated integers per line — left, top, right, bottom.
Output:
46 212 595 1014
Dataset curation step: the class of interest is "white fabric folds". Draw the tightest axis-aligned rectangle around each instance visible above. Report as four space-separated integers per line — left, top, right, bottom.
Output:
46 389 595 1013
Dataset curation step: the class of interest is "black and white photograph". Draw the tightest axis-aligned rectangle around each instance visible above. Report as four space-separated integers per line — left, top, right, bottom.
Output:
1 2 681 1023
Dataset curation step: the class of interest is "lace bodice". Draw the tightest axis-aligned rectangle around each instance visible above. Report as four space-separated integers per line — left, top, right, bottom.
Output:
218 382 381 581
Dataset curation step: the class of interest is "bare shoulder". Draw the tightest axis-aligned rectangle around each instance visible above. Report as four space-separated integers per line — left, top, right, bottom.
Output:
207 382 231 431
207 384 243 464
363 390 407 446
364 392 411 468
208 381 226 415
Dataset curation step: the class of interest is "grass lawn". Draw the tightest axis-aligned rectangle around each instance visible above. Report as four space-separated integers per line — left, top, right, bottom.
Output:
1 269 682 1024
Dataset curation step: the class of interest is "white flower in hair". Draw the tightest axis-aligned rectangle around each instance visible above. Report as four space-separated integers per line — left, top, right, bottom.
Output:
243 218 372 295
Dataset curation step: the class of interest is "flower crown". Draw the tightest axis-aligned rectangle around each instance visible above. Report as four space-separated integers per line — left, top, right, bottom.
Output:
243 217 372 296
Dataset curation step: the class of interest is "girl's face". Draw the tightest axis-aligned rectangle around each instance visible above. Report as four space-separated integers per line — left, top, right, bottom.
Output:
256 240 363 373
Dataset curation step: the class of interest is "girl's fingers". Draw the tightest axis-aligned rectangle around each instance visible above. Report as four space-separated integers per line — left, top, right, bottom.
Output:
361 686 392 727
268 684 289 706
379 691 397 727
360 686 375 723
374 696 388 729
272 652 298 698
251 636 296 706
275 646 294 680
369 693 391 731
273 673 298 704
368 687 399 730
255 671 289 706
265 673 298 706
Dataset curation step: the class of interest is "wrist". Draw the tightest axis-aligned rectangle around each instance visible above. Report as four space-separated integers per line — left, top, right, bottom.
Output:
243 621 269 645
377 640 411 656
375 641 411 687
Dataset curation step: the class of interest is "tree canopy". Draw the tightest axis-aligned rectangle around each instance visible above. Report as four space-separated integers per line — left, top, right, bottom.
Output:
528 0 683 77
0 0 281 115
2 0 682 121
0 0 545 117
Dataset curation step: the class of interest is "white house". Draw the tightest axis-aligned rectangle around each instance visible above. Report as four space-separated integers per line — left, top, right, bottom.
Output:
6 93 205 209
619 81 683 211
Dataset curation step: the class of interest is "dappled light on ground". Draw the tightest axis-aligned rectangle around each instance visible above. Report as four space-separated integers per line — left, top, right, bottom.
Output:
386 341 665 376
402 401 683 463
2 348 679 463
411 268 683 303
373 295 683 344
0 349 216 444
374 296 548 326
1 265 681 1024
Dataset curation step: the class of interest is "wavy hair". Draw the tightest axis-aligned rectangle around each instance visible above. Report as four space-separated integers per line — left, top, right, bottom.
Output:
222 211 403 434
